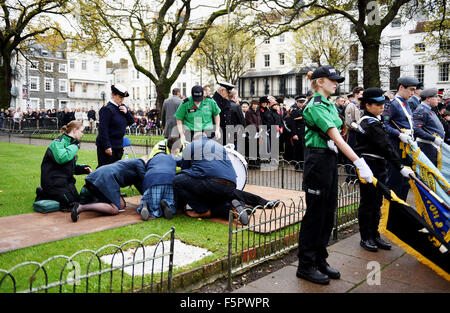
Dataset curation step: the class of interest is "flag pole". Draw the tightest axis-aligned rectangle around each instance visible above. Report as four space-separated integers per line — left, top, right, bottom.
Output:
409 174 450 211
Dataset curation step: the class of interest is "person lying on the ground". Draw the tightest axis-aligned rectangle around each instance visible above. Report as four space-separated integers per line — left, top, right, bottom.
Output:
71 157 147 222
173 133 250 224
148 136 184 173
36 121 92 211
138 137 182 221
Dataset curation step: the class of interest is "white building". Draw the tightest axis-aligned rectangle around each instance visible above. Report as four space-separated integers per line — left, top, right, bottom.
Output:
67 51 108 110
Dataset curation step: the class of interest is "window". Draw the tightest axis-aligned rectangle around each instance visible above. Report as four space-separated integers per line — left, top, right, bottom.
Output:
439 40 450 51
414 43 425 52
350 24 356 34
30 98 40 109
59 63 67 73
44 78 54 92
30 61 39 70
279 34 285 43
349 70 358 90
391 18 401 27
44 99 55 110
264 78 270 95
94 61 99 72
59 100 68 109
250 56 255 68
296 53 303 65
132 87 135 99
250 79 255 96
69 60 75 69
30 77 39 91
414 65 424 82
264 38 270 44
182 82 186 97
41 50 49 57
59 79 68 93
81 60 87 71
56 51 63 58
389 66 401 90
264 54 270 67
439 63 449 81
44 62 53 72
390 39 401 58
279 53 285 66
137 87 140 99
82 82 87 93
70 82 75 93
350 44 359 62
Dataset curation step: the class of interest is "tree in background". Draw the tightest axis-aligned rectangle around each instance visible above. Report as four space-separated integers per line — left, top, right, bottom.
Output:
76 0 251 110
192 20 256 85
0 0 72 109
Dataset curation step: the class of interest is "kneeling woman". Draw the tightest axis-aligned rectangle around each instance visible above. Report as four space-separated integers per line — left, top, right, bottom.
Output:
71 158 147 222
354 88 413 252
38 121 92 211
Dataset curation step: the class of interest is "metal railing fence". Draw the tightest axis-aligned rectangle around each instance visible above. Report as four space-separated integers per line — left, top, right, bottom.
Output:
0 227 175 293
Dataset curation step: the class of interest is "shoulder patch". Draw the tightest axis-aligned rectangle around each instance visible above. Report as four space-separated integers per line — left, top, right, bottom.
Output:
313 95 322 104
183 98 189 103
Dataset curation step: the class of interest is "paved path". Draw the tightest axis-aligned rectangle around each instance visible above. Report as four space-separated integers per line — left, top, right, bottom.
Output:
232 233 450 293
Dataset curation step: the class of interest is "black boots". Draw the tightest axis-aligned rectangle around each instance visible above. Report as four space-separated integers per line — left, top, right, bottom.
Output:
360 239 378 252
318 262 341 279
374 236 392 250
296 266 330 285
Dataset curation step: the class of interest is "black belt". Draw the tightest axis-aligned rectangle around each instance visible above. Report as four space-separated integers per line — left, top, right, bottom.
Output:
307 147 337 155
211 178 236 187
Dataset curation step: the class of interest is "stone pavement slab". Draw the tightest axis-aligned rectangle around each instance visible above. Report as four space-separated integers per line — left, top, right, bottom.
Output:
233 233 450 293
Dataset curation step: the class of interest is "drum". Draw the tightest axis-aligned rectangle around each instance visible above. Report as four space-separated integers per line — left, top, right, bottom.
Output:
225 144 248 190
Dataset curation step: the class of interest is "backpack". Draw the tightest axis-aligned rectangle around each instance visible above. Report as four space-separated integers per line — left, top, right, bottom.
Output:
33 200 60 213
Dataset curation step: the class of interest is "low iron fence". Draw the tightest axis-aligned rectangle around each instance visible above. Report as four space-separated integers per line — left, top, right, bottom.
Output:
227 180 360 289
0 227 175 293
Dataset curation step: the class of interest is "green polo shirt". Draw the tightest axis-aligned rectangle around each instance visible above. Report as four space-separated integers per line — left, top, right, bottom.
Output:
303 92 342 148
174 96 221 131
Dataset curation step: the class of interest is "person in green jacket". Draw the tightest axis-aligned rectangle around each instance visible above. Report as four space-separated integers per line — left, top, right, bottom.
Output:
174 85 221 142
36 120 92 211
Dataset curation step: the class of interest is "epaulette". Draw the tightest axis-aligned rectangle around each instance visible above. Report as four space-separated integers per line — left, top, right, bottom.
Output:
183 97 189 103
313 95 322 104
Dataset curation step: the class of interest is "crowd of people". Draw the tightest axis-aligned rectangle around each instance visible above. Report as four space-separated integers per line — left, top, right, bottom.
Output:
28 70 450 288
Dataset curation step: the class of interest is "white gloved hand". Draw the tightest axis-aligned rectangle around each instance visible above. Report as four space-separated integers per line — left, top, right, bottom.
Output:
434 137 444 146
400 166 414 178
353 157 373 183
398 133 412 143
327 140 338 153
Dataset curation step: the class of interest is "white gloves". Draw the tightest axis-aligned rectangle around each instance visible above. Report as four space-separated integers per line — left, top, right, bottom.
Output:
398 133 412 143
353 158 373 183
434 137 443 146
400 166 414 178
327 140 338 153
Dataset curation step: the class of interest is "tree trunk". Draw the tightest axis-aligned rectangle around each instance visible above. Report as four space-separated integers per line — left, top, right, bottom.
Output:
361 33 382 88
155 82 171 112
0 53 12 110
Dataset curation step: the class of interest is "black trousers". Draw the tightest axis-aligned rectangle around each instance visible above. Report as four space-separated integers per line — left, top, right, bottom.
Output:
97 146 124 168
358 157 387 241
298 148 338 268
232 189 268 207
418 142 438 167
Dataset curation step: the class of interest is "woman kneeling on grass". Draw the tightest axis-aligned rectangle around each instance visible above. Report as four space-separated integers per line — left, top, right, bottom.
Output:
71 157 147 222
37 121 92 211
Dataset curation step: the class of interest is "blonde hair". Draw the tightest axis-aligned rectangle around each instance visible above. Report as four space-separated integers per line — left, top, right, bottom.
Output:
306 71 325 91
61 120 83 134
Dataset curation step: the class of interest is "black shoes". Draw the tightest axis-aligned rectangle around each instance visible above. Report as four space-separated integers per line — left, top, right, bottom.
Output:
231 199 249 226
318 262 341 279
296 266 330 285
160 199 173 220
360 239 378 252
71 202 80 223
140 202 149 221
375 236 392 250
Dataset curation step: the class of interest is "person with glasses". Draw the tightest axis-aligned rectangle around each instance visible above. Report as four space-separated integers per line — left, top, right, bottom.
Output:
36 121 92 212
413 88 445 166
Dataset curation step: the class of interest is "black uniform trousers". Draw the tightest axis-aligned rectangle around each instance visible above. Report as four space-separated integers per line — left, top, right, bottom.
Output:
418 142 438 167
97 147 124 168
386 140 412 201
298 148 338 268
358 157 387 241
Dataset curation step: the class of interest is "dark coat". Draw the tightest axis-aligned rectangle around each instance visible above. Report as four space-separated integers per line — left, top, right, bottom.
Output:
245 107 262 129
213 91 232 129
85 158 146 209
96 102 134 150
230 101 246 127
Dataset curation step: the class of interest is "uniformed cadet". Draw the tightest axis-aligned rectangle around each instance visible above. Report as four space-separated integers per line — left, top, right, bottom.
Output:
174 85 221 142
213 81 235 145
289 96 306 167
354 88 414 252
408 81 424 112
296 66 374 285
413 88 445 166
382 76 419 201
96 84 134 168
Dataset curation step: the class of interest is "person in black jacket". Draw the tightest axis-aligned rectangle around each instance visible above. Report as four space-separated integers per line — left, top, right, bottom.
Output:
87 106 96 134
354 88 414 252
36 121 92 211
96 84 134 168
213 82 235 145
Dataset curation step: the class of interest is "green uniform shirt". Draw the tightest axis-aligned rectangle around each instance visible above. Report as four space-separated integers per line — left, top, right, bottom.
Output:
303 92 342 148
174 96 221 131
